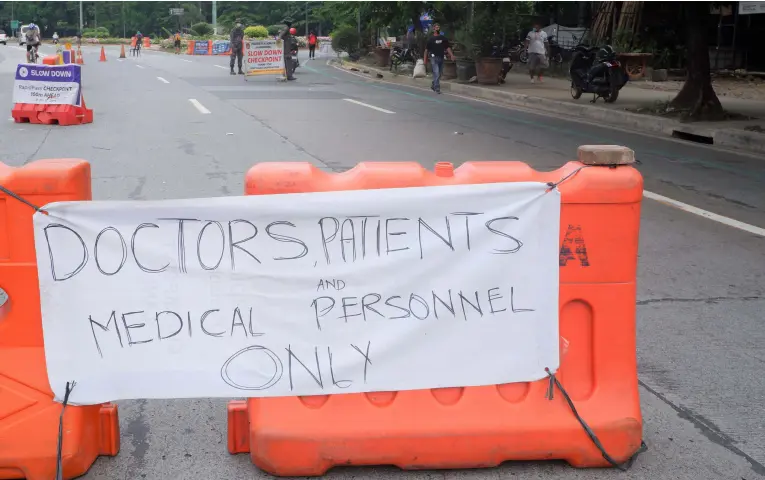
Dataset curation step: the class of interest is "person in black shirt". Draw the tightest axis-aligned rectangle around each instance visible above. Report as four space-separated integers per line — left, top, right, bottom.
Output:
230 18 245 75
423 23 454 94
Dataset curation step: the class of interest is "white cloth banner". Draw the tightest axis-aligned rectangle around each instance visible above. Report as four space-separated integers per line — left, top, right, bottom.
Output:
34 183 561 405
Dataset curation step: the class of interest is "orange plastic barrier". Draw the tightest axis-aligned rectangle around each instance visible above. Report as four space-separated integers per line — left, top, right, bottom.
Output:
12 95 93 126
0 159 119 480
42 55 58 65
143 37 150 48
227 145 644 475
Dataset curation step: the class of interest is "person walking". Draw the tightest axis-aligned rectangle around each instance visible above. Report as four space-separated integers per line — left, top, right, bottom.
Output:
525 20 549 83
423 23 454 94
308 31 317 60
230 18 245 75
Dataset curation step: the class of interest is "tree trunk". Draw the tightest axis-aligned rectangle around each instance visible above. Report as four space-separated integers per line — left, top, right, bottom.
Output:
669 2 724 121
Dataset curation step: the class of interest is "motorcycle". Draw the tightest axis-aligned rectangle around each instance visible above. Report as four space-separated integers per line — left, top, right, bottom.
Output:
390 45 418 72
490 44 513 84
291 47 299 70
569 45 628 103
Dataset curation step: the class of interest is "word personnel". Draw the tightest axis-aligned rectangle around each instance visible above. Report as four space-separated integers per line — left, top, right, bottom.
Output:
34 183 561 405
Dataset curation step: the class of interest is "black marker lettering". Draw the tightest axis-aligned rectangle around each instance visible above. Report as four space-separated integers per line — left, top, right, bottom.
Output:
511 287 535 313
328 346 352 388
286 345 324 390
228 219 261 270
220 345 283 390
121 311 152 346
266 221 309 260
361 293 383 321
350 341 372 383
385 295 411 319
230 307 248 337
485 217 523 254
409 293 430 320
131 223 169 273
89 311 123 358
418 217 454 259
197 221 226 271
318 217 339 265
340 218 356 263
155 311 183 340
432 290 455 319
44 224 89 281
311 296 335 331
488 287 507 314
159 218 201 273
450 212 482 250
247 307 264 336
200 309 224 337
458 290 483 320
385 218 410 254
94 227 128 276
340 296 361 323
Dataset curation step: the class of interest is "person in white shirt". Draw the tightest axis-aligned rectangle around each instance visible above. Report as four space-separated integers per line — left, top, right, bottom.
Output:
524 21 549 83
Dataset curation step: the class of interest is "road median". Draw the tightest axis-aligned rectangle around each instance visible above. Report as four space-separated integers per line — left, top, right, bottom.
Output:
335 59 765 157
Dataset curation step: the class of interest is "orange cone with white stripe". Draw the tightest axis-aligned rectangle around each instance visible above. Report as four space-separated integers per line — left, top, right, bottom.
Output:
99 46 106 62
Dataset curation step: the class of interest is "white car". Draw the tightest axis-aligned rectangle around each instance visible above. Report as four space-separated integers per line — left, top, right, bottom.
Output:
0 31 7 45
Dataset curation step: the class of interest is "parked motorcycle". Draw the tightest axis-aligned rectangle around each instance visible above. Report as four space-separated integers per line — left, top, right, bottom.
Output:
569 45 628 103
490 44 513 83
390 45 418 72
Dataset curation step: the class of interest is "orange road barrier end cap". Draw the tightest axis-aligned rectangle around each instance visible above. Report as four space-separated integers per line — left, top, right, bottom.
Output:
577 145 635 166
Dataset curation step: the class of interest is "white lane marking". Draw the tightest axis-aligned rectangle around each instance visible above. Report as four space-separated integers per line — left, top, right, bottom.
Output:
214 65 228 70
331 63 765 236
157 76 170 84
343 98 395 114
136 64 145 69
643 190 765 237
180 58 192 63
188 98 211 115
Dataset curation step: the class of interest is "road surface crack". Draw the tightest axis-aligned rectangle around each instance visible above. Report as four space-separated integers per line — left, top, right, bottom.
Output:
24 127 52 165
637 295 762 305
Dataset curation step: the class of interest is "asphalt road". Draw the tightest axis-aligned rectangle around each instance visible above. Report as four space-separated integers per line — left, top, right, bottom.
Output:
1 43 764 480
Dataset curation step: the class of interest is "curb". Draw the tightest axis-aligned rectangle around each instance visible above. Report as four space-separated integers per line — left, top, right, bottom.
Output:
337 60 765 156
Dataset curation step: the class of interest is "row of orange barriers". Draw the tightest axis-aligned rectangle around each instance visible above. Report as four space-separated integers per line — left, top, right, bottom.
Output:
0 145 643 478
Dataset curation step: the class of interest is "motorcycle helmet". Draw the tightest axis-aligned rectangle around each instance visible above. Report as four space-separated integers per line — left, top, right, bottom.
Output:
289 27 297 35
597 45 615 59
28 23 37 30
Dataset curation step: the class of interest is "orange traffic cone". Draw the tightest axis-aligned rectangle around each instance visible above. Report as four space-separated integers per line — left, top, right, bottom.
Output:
99 46 106 62
76 48 84 65
119 44 126 59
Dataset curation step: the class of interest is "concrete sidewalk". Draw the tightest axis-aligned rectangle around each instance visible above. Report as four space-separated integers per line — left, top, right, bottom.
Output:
339 59 765 156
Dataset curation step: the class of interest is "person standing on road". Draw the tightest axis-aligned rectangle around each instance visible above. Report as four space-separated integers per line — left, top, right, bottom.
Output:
279 19 296 81
525 20 549 83
230 19 245 75
423 23 454 94
308 31 317 60
174 30 182 55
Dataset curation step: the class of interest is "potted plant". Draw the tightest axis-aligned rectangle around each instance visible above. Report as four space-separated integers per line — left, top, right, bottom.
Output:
453 29 477 82
473 36 502 85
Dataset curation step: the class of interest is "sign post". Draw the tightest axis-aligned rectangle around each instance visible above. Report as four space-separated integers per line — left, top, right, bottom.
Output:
244 39 286 80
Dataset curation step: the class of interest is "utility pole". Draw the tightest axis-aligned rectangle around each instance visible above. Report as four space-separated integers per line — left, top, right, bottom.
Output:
305 2 309 36
122 1 126 38
79 0 83 33
212 0 217 35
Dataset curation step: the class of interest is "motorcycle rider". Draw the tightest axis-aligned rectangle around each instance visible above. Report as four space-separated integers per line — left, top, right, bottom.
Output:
25 23 41 63
230 18 245 75
52 32 59 45
279 18 296 81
